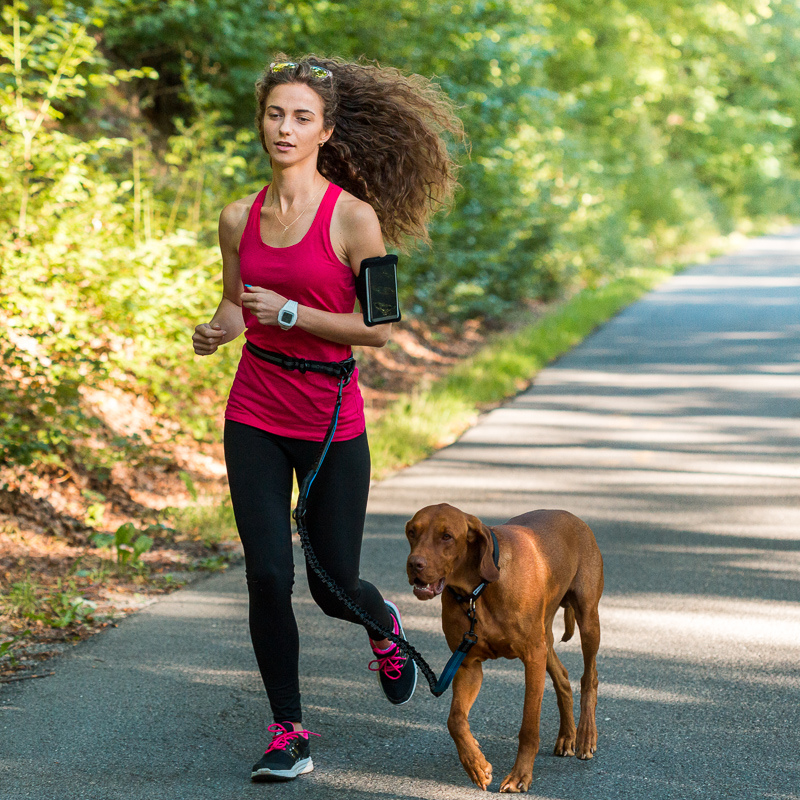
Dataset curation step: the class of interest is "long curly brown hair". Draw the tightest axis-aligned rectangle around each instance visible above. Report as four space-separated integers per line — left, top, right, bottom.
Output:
255 55 464 247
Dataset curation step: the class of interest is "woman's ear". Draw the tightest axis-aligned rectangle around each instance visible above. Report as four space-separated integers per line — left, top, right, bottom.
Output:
319 125 334 147
466 515 500 583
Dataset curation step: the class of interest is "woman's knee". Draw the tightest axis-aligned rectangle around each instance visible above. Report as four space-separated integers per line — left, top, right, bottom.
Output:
246 562 295 600
308 574 361 619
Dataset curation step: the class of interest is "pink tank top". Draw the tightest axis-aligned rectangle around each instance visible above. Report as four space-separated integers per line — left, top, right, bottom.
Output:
224 183 365 441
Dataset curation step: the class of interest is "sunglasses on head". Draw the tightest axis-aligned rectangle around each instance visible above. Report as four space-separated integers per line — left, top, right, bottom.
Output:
270 61 333 80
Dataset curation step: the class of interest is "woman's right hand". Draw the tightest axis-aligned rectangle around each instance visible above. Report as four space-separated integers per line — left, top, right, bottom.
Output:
192 322 227 355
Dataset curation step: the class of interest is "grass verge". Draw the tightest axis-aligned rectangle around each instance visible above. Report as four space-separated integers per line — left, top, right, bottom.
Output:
369 265 677 478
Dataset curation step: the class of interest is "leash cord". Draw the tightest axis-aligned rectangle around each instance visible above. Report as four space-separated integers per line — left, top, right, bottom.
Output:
245 342 457 696
292 373 449 697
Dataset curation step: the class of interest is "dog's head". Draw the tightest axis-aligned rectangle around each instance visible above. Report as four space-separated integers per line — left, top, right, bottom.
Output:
405 503 501 600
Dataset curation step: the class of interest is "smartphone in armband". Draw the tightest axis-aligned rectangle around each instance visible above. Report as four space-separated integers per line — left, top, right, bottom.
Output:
355 254 402 327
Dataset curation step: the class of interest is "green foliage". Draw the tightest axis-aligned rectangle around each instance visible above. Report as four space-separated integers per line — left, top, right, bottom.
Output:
0 636 21 667
5 575 39 618
4 574 95 627
3 0 800 478
166 497 238 549
101 0 800 320
178 470 198 502
41 579 96 627
0 0 251 476
190 555 230 572
91 521 154 569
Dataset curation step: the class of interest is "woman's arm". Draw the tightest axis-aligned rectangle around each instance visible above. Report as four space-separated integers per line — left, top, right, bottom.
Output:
241 196 393 348
192 200 251 355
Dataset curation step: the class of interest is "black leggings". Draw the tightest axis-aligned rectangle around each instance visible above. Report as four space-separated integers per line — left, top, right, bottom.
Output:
223 419 392 723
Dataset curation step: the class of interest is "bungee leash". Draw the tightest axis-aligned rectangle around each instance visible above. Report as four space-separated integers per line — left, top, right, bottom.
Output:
245 341 492 696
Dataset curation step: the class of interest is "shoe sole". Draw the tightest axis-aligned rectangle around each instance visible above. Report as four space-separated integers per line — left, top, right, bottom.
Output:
251 757 314 781
383 600 418 706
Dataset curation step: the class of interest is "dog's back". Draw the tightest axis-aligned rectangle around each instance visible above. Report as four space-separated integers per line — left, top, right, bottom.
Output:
504 509 604 599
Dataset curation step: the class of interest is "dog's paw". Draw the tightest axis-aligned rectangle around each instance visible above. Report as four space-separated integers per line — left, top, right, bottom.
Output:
499 769 532 793
553 731 576 757
576 742 597 760
460 752 493 791
575 723 597 760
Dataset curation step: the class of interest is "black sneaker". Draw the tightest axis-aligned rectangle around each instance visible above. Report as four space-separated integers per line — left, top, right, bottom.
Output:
368 600 418 705
251 722 318 782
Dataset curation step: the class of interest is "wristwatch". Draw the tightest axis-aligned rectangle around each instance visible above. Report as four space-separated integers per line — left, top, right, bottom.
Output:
278 299 299 330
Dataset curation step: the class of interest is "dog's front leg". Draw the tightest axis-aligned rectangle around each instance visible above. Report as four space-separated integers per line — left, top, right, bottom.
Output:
499 643 547 793
448 659 492 791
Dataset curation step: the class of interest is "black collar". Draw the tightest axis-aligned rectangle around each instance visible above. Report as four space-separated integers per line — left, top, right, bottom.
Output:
446 528 500 605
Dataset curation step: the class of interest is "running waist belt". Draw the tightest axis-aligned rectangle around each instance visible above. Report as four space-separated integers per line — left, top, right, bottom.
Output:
244 339 465 696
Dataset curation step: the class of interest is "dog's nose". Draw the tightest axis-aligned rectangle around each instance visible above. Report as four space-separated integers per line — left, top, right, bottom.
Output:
407 555 427 574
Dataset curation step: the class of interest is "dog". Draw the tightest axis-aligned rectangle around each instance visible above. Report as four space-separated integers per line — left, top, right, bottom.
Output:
405 503 604 793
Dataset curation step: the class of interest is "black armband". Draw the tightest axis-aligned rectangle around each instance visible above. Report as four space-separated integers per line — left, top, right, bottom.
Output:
355 254 402 327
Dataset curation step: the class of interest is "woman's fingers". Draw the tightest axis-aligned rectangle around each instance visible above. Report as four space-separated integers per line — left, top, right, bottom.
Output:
192 322 227 355
241 288 285 326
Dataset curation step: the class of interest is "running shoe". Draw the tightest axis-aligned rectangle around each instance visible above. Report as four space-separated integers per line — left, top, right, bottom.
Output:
251 722 318 782
368 600 418 705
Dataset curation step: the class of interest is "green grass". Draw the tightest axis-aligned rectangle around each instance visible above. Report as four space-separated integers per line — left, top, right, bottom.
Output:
166 497 239 549
369 265 677 479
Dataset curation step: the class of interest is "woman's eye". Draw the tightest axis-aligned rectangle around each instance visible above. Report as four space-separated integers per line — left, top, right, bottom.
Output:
298 117 310 123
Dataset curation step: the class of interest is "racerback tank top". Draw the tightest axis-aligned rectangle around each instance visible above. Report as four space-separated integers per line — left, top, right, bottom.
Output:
224 182 365 441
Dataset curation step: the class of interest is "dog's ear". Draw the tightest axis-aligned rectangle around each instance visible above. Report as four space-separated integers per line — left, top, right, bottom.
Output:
466 515 500 583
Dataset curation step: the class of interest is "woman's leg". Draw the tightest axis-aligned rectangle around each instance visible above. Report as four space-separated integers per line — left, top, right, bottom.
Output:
224 419 303 724
296 431 394 639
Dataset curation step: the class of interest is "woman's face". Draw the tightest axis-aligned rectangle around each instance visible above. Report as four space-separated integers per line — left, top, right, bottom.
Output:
262 82 332 167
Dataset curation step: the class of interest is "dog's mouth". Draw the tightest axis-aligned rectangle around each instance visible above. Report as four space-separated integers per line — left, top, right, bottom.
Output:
412 576 446 600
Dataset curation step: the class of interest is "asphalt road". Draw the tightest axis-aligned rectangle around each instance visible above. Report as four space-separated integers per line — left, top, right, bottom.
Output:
3 230 800 800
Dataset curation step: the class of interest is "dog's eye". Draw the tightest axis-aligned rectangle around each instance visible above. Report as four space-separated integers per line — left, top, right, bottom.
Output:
441 532 452 541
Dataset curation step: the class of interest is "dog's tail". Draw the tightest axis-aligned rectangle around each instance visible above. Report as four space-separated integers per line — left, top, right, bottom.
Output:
561 604 576 642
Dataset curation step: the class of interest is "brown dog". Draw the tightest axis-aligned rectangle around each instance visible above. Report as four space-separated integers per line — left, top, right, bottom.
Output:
406 503 604 793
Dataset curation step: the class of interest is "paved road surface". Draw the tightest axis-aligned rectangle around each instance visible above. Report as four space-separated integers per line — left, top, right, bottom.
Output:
3 231 799 800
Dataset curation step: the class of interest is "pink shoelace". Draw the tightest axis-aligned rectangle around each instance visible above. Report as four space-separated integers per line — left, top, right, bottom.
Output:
264 723 319 753
368 645 406 680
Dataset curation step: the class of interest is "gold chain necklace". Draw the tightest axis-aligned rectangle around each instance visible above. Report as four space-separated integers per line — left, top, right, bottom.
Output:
271 182 326 234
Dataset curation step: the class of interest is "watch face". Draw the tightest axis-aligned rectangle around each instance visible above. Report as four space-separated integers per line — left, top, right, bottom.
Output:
280 311 293 325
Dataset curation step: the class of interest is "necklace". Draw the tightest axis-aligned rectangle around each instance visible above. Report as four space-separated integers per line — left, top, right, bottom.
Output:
271 182 326 234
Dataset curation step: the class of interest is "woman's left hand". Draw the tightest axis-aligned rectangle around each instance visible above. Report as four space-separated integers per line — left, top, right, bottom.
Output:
241 285 287 327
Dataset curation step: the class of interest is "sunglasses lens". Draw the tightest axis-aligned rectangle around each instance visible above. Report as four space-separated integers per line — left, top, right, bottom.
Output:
270 61 297 73
270 61 331 79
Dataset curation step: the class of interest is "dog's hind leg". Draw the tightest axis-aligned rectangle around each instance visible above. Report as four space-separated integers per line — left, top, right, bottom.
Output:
448 659 493 791
546 626 576 756
574 601 600 759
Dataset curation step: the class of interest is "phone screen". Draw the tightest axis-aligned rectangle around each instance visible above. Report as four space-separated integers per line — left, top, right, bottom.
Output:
365 261 401 324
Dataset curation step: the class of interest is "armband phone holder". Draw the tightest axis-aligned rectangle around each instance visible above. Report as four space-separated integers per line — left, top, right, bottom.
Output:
355 254 401 327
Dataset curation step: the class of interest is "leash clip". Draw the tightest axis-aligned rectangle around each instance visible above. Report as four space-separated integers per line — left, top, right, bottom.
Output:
456 630 478 654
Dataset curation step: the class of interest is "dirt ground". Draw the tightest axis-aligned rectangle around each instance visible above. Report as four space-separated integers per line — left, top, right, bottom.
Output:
0 317 489 681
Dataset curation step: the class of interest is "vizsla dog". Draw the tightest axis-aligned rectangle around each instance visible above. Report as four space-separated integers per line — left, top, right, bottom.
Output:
406 504 604 793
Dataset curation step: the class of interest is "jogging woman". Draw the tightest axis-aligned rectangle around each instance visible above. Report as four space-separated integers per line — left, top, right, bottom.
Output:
191 56 461 781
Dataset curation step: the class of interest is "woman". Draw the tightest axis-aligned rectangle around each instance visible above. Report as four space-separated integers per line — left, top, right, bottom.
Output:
192 55 461 782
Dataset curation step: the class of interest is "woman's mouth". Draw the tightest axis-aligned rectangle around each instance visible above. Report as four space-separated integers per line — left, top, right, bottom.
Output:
275 142 294 152
412 576 446 600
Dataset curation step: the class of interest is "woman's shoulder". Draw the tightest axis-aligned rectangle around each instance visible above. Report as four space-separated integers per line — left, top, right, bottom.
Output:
218 189 263 249
220 190 262 230
332 187 381 233
330 187 385 267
